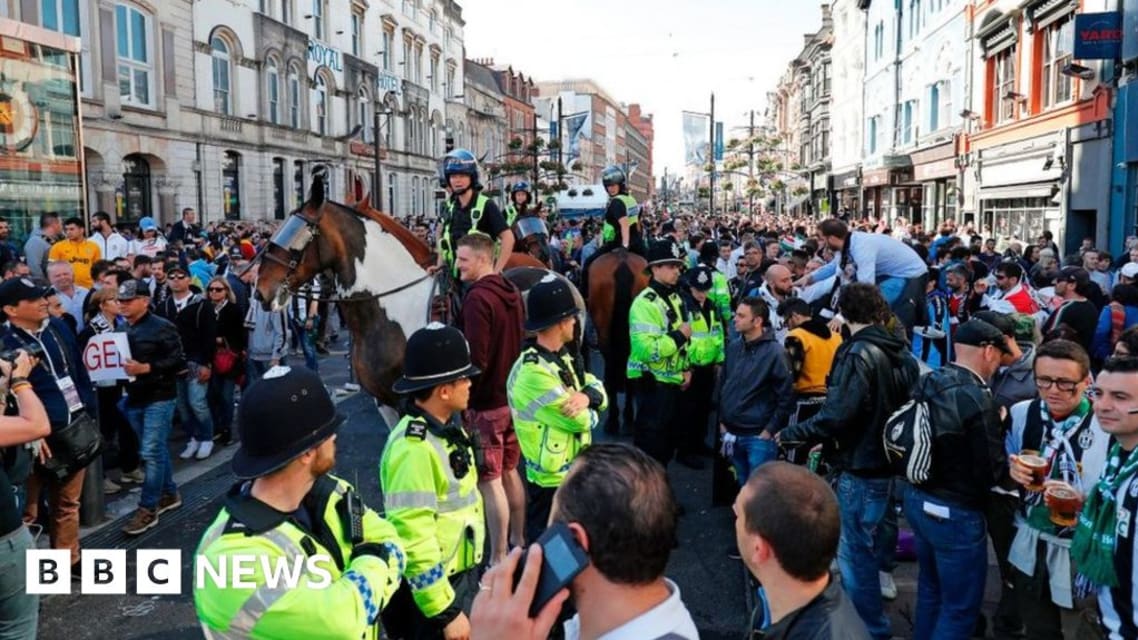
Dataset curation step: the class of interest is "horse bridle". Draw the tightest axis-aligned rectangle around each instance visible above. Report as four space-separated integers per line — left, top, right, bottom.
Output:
260 206 435 304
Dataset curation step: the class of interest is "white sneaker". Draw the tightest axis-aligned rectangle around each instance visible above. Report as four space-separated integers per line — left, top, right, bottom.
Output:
195 440 214 460
879 571 898 601
179 439 200 460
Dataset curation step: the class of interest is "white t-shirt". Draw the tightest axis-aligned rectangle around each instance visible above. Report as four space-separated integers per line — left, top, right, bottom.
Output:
562 579 699 640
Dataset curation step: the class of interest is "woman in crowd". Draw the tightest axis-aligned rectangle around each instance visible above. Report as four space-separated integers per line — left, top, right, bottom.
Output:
205 276 245 446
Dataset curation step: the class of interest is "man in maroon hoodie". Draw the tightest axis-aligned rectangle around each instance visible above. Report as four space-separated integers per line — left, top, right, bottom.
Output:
456 233 526 564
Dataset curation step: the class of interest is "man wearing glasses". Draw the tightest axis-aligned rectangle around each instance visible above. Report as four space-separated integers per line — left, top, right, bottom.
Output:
1004 339 1109 639
974 262 1042 317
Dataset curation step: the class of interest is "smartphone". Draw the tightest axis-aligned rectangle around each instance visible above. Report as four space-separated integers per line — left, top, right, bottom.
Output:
512 522 589 618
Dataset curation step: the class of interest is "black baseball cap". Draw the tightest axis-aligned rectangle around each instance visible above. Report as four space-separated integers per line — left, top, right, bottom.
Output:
0 278 50 308
117 279 152 301
954 319 1013 354
1058 266 1091 285
165 262 189 277
971 310 1016 338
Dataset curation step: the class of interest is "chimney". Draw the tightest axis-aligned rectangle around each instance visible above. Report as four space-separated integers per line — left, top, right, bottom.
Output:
821 4 832 27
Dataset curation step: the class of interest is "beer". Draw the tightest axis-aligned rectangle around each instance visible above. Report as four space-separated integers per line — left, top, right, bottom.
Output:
1045 483 1083 528
1018 450 1050 492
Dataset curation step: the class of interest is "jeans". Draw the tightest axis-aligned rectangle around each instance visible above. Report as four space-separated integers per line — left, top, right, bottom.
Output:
176 370 215 442
903 488 988 640
208 374 236 430
730 435 779 486
290 318 318 372
836 473 893 640
124 399 177 511
0 526 38 640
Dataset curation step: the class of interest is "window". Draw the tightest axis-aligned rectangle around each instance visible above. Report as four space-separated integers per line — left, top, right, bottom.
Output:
211 36 231 114
992 47 1017 123
312 0 325 40
41 0 89 93
909 0 921 39
873 23 884 61
403 38 412 79
446 65 455 97
273 158 286 219
868 116 878 154
414 44 422 84
382 30 393 70
280 0 291 24
388 172 396 214
358 86 371 142
116 4 153 107
294 160 306 208
430 56 438 92
267 59 280 124
121 154 151 222
222 151 242 220
1040 14 1074 110
821 61 831 96
929 83 940 131
429 10 437 34
288 66 301 128
314 73 328 135
901 101 914 144
350 11 362 56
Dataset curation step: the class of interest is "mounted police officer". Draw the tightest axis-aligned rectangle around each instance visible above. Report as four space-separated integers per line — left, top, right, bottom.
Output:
504 181 532 227
435 149 514 276
194 366 405 639
507 275 607 543
629 238 692 469
676 265 725 470
379 323 486 640
580 165 645 295
508 181 553 267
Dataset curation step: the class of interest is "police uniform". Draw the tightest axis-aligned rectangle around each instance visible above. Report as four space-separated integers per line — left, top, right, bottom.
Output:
194 367 404 640
437 149 511 275
379 324 486 639
677 266 725 469
580 166 644 295
629 239 691 466
507 276 608 542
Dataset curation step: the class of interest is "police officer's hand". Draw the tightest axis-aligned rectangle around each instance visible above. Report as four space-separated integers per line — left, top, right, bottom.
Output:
471 546 569 640
560 392 590 417
678 323 692 338
443 612 470 640
681 371 692 391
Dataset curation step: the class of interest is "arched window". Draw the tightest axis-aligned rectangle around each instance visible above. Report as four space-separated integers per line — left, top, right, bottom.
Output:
411 177 420 216
288 65 301 128
211 36 232 114
116 3 154 107
314 73 328 135
266 58 280 124
121 153 151 222
358 86 371 142
272 157 286 219
222 151 242 219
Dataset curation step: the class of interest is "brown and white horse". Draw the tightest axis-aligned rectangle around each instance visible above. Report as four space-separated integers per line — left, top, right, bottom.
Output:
254 175 583 424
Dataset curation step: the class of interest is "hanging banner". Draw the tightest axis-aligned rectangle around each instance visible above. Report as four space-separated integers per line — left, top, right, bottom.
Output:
714 122 725 161
683 111 710 166
562 112 590 165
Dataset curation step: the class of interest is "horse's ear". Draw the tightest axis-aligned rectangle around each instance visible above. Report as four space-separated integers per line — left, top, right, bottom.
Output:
309 169 327 208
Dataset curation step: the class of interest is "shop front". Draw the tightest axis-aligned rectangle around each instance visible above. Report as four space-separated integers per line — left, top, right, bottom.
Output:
912 141 960 231
862 165 913 222
832 168 860 217
974 133 1065 249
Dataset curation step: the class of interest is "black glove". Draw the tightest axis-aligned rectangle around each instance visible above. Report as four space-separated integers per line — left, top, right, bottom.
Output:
350 542 391 564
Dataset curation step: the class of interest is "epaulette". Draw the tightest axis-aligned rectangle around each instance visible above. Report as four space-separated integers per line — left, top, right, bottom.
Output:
404 418 428 440
643 290 658 302
523 351 540 365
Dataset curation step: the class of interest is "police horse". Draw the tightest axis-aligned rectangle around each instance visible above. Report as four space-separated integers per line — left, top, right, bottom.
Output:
253 175 584 425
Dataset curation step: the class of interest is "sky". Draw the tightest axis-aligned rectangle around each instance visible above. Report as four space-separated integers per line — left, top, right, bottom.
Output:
462 0 824 184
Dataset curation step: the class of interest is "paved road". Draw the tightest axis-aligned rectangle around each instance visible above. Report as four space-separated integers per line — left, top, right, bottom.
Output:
37 344 1005 639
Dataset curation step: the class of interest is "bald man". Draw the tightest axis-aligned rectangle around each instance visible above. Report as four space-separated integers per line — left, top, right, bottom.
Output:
758 264 796 344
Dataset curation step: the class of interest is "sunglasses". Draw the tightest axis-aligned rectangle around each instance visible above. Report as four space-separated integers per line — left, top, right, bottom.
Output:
207 287 227 292
169 274 188 280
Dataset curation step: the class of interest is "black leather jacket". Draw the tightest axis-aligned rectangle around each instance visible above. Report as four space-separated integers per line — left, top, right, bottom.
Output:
122 312 185 406
779 325 919 476
760 574 870 639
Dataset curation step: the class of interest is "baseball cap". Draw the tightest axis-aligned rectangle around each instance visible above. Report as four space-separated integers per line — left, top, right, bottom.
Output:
971 310 1016 338
117 279 152 301
1058 266 1091 285
0 278 50 308
1121 262 1138 280
954 319 1013 354
166 262 189 277
139 216 158 232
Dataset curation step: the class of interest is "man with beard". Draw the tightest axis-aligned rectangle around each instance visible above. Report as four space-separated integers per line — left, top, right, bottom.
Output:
88 211 129 261
194 366 405 638
758 264 796 344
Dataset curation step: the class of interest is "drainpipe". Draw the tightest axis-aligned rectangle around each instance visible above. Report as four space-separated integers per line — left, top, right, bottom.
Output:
195 142 205 224
959 3 974 226
859 0 870 218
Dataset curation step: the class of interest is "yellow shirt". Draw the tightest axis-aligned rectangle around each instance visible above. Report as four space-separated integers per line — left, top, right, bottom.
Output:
48 239 101 288
786 325 842 395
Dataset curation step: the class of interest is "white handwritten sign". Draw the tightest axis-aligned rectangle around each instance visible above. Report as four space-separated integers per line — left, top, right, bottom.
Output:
82 333 132 383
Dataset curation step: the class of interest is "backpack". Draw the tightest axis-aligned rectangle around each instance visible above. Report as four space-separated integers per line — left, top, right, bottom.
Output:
883 373 936 484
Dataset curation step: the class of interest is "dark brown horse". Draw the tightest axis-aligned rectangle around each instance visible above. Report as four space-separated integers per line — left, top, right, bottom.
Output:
586 250 648 433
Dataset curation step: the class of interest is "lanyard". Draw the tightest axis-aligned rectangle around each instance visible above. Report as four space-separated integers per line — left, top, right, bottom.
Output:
7 323 70 379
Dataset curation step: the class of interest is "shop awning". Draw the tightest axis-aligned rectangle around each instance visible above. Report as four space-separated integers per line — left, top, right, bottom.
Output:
978 183 1054 200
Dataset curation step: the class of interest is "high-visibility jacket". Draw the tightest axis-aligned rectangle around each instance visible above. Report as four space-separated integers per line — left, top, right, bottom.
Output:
628 282 689 384
379 413 485 620
686 297 725 367
48 239 101 288
602 194 640 243
708 270 732 330
507 344 608 488
505 204 519 227
194 475 405 640
440 194 491 273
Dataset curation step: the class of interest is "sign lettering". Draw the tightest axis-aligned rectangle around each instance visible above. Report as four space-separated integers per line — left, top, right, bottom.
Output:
1073 12 1122 60
307 40 342 72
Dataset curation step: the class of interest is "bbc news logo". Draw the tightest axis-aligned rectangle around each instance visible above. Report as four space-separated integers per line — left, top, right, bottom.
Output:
27 550 335 594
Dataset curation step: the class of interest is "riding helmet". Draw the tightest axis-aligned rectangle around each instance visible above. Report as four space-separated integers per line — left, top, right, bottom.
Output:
511 181 531 195
525 274 578 332
443 149 480 187
392 323 482 394
601 165 627 188
232 366 345 479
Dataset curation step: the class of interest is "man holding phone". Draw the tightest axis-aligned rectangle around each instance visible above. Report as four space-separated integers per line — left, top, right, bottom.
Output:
380 324 486 640
470 443 697 640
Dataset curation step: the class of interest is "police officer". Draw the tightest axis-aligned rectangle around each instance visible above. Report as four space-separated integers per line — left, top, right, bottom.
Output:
504 182 532 227
380 323 486 640
697 243 732 331
580 165 644 294
435 149 514 275
629 238 691 468
507 275 607 543
194 366 404 639
676 266 725 470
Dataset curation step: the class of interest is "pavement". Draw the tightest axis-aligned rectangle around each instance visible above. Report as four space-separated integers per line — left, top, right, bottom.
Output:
36 342 1010 640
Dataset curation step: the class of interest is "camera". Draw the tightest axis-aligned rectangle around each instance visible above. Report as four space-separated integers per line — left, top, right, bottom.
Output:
0 343 45 364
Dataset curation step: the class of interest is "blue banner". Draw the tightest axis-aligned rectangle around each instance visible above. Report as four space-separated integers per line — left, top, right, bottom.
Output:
714 122 724 161
1074 12 1122 60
